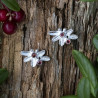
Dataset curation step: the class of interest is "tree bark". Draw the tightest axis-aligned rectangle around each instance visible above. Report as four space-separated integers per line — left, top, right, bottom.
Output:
0 0 98 98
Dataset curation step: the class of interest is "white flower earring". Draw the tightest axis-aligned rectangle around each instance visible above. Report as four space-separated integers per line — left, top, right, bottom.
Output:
21 49 50 67
49 28 78 46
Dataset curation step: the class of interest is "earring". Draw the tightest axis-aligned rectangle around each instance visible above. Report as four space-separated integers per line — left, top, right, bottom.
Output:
49 28 78 46
20 49 50 67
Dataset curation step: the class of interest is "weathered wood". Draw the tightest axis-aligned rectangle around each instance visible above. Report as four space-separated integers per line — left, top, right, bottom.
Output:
0 0 98 98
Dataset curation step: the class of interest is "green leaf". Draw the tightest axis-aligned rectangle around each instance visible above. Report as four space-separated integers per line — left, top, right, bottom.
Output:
1 0 20 11
72 50 97 97
93 34 98 51
61 95 77 98
91 85 97 98
94 64 98 81
77 77 90 98
80 0 96 2
90 94 95 98
90 92 98 98
0 68 9 84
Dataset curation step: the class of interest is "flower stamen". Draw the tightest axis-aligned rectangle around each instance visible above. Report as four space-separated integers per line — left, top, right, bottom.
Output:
32 53 36 57
66 40 71 44
37 60 42 65
60 32 65 37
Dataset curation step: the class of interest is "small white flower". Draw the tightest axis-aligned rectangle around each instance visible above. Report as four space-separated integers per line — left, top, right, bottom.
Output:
49 28 78 46
21 49 50 67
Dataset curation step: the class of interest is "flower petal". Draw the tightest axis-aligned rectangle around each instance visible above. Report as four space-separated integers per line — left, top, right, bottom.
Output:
35 49 38 53
37 50 45 57
21 51 31 57
31 58 38 67
64 38 67 43
66 29 73 36
49 31 61 36
24 56 32 62
63 28 66 32
69 34 78 40
52 36 61 42
59 38 67 46
30 49 34 53
40 56 50 61
58 28 62 31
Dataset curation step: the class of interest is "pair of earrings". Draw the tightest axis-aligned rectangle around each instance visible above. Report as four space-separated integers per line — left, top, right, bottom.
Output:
21 28 78 67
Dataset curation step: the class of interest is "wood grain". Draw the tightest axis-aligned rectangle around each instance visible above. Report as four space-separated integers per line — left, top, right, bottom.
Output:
0 0 98 98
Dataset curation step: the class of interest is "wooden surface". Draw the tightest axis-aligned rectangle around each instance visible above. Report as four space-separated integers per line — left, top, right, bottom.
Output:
0 0 98 98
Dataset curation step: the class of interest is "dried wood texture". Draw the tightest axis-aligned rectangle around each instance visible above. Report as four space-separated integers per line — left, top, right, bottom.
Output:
0 0 98 98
